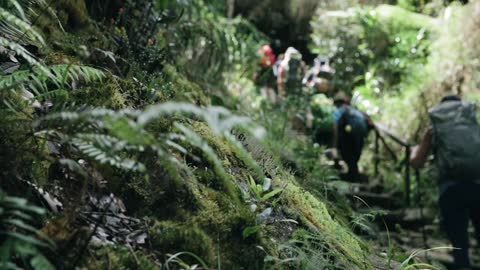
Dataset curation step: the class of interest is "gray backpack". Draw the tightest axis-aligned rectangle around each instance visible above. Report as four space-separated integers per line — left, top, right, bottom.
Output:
429 101 480 181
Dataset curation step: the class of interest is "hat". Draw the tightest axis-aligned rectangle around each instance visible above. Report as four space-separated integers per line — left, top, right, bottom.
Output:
441 94 461 103
333 91 350 106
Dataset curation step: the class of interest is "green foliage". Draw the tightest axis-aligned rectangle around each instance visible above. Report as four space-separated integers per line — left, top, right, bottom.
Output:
163 251 211 270
168 0 265 91
0 191 54 270
284 182 372 268
248 175 283 203
0 0 106 115
90 246 159 270
149 221 215 264
311 5 434 104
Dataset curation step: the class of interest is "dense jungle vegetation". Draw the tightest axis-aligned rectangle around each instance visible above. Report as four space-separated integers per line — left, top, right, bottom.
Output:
1 0 480 269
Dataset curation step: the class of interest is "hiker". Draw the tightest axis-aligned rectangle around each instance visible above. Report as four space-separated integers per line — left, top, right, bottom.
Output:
277 47 306 100
331 92 370 181
410 94 480 270
254 44 277 103
302 56 334 94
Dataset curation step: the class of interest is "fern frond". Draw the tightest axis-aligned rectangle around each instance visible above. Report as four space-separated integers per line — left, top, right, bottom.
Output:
174 122 239 202
138 102 204 125
224 133 265 181
102 116 155 147
0 191 54 270
5 64 104 96
138 102 264 138
71 137 146 172
0 37 45 69
58 158 87 178
0 7 44 45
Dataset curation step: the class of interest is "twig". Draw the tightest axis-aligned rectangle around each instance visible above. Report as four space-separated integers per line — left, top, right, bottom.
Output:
70 195 115 269
127 244 140 266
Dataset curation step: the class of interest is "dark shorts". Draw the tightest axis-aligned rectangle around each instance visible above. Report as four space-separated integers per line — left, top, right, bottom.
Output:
255 67 275 88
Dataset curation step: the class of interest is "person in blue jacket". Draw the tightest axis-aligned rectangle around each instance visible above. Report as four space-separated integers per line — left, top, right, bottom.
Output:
331 92 370 181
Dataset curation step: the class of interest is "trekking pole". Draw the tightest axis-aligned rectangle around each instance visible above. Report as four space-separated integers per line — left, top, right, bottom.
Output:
405 145 411 206
374 129 380 177
415 168 429 249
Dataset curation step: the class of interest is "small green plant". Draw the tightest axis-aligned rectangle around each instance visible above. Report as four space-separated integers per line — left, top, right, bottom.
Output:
242 225 261 239
350 209 386 236
248 175 283 204
398 247 453 270
163 251 210 270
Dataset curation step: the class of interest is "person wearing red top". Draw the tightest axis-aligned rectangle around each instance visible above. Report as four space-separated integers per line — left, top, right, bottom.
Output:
254 44 277 103
258 44 276 68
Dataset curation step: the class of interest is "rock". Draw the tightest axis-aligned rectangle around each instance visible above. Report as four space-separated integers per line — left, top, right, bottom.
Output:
257 207 273 224
80 193 147 247
262 177 272 192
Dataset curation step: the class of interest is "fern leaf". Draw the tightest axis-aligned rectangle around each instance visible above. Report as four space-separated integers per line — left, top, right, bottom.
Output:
58 158 87 178
138 102 204 125
174 122 239 201
0 7 45 45
0 37 46 71
72 137 146 172
30 254 55 270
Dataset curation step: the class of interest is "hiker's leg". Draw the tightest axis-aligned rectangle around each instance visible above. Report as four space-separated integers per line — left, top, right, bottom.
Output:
468 183 480 250
439 186 471 268
339 136 357 177
352 133 365 170
345 131 364 178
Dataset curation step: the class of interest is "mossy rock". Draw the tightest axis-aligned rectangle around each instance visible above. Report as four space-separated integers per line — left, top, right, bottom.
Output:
149 221 215 265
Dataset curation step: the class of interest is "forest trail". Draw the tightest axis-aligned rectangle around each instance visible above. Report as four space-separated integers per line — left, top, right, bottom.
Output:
342 171 480 269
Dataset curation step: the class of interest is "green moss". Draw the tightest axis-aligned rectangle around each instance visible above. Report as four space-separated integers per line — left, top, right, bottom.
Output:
178 121 241 204
284 179 373 269
52 0 89 29
158 65 210 106
44 52 80 65
88 246 158 270
70 75 126 109
185 184 269 268
190 121 237 167
31 160 50 186
149 221 215 264
0 109 44 188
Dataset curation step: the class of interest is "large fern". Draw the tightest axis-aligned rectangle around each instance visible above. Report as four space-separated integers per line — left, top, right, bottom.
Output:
0 190 54 270
0 1 105 111
33 103 265 200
